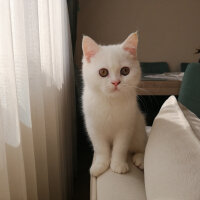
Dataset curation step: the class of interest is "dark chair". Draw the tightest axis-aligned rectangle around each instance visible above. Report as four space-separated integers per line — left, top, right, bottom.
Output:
180 63 189 72
178 63 200 118
140 62 169 74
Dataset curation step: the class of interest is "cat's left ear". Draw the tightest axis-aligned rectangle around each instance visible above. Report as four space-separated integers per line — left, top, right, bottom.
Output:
122 32 138 57
82 36 100 63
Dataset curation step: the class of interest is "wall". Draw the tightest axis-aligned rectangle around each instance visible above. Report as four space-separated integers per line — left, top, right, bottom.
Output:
75 0 200 71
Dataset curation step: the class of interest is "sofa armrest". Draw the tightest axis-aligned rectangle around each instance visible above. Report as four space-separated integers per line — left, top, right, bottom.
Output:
90 155 146 200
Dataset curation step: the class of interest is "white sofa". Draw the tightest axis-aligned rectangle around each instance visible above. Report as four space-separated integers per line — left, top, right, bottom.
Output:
90 96 200 200
91 156 146 200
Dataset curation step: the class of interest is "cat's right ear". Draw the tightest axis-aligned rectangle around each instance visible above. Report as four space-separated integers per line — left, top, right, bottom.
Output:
82 36 100 63
122 32 138 58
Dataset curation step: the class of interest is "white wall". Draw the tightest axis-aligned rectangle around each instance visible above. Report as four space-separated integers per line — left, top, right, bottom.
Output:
75 0 200 71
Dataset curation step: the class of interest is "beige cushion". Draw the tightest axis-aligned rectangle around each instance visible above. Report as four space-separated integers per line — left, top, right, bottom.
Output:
91 157 146 200
144 95 200 200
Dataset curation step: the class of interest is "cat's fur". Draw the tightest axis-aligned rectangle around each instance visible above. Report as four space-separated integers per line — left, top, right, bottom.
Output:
82 32 147 177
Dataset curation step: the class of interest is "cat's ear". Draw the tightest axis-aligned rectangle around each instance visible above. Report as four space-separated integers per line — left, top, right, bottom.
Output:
82 36 100 63
122 32 138 57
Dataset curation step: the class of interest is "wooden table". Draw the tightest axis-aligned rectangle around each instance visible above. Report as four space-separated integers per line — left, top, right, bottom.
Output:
137 80 182 95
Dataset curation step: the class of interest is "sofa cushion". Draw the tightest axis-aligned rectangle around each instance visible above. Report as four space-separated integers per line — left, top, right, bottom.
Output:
144 95 200 200
91 157 146 200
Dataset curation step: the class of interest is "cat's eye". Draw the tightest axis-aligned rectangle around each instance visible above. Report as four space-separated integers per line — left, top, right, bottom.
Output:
99 68 109 77
120 67 130 76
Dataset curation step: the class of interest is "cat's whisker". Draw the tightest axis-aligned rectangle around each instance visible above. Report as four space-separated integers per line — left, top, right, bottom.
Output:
121 83 149 94
120 83 149 112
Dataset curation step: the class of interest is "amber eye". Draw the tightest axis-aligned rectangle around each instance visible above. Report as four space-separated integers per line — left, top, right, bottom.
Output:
120 67 130 76
99 68 109 77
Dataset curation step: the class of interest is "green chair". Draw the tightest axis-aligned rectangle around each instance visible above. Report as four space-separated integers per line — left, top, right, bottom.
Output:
178 63 200 118
180 63 189 72
140 62 169 74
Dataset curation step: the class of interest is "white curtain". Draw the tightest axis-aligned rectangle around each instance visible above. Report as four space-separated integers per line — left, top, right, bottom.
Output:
0 0 76 199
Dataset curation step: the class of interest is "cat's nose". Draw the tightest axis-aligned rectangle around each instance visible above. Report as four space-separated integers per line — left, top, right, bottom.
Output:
111 81 121 86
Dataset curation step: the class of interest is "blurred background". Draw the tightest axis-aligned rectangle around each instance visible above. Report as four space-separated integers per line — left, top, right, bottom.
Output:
75 0 200 70
73 1 200 199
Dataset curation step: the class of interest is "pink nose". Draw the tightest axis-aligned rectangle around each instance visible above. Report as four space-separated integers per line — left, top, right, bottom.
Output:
111 81 121 86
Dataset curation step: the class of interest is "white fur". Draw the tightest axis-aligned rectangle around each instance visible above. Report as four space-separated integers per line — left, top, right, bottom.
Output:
82 35 147 177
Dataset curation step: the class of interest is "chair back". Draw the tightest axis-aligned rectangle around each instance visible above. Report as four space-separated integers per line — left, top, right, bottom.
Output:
180 62 189 72
178 63 200 118
140 62 169 74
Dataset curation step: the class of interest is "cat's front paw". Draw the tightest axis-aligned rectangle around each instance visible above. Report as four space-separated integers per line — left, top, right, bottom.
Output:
90 160 110 177
111 161 129 174
132 153 144 170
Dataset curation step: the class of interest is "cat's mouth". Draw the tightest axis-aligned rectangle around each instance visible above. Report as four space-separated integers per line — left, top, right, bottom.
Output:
104 86 121 95
111 86 119 92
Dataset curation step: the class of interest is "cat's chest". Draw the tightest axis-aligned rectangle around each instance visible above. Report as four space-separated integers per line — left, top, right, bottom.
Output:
83 93 136 128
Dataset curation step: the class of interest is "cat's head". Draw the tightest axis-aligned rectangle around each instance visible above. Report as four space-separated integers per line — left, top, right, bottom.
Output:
82 32 141 97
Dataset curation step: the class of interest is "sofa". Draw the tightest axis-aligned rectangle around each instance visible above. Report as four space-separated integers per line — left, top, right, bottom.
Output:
90 63 200 200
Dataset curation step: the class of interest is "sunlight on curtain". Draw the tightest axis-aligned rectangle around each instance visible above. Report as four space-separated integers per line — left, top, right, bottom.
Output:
0 0 76 199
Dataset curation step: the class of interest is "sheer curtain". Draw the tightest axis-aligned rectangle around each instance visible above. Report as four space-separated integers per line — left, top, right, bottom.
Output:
0 0 76 199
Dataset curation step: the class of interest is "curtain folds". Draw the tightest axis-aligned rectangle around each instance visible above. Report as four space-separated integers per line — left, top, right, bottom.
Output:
0 0 76 199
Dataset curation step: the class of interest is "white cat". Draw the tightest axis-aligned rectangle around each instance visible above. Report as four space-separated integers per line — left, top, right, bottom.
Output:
82 32 147 177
